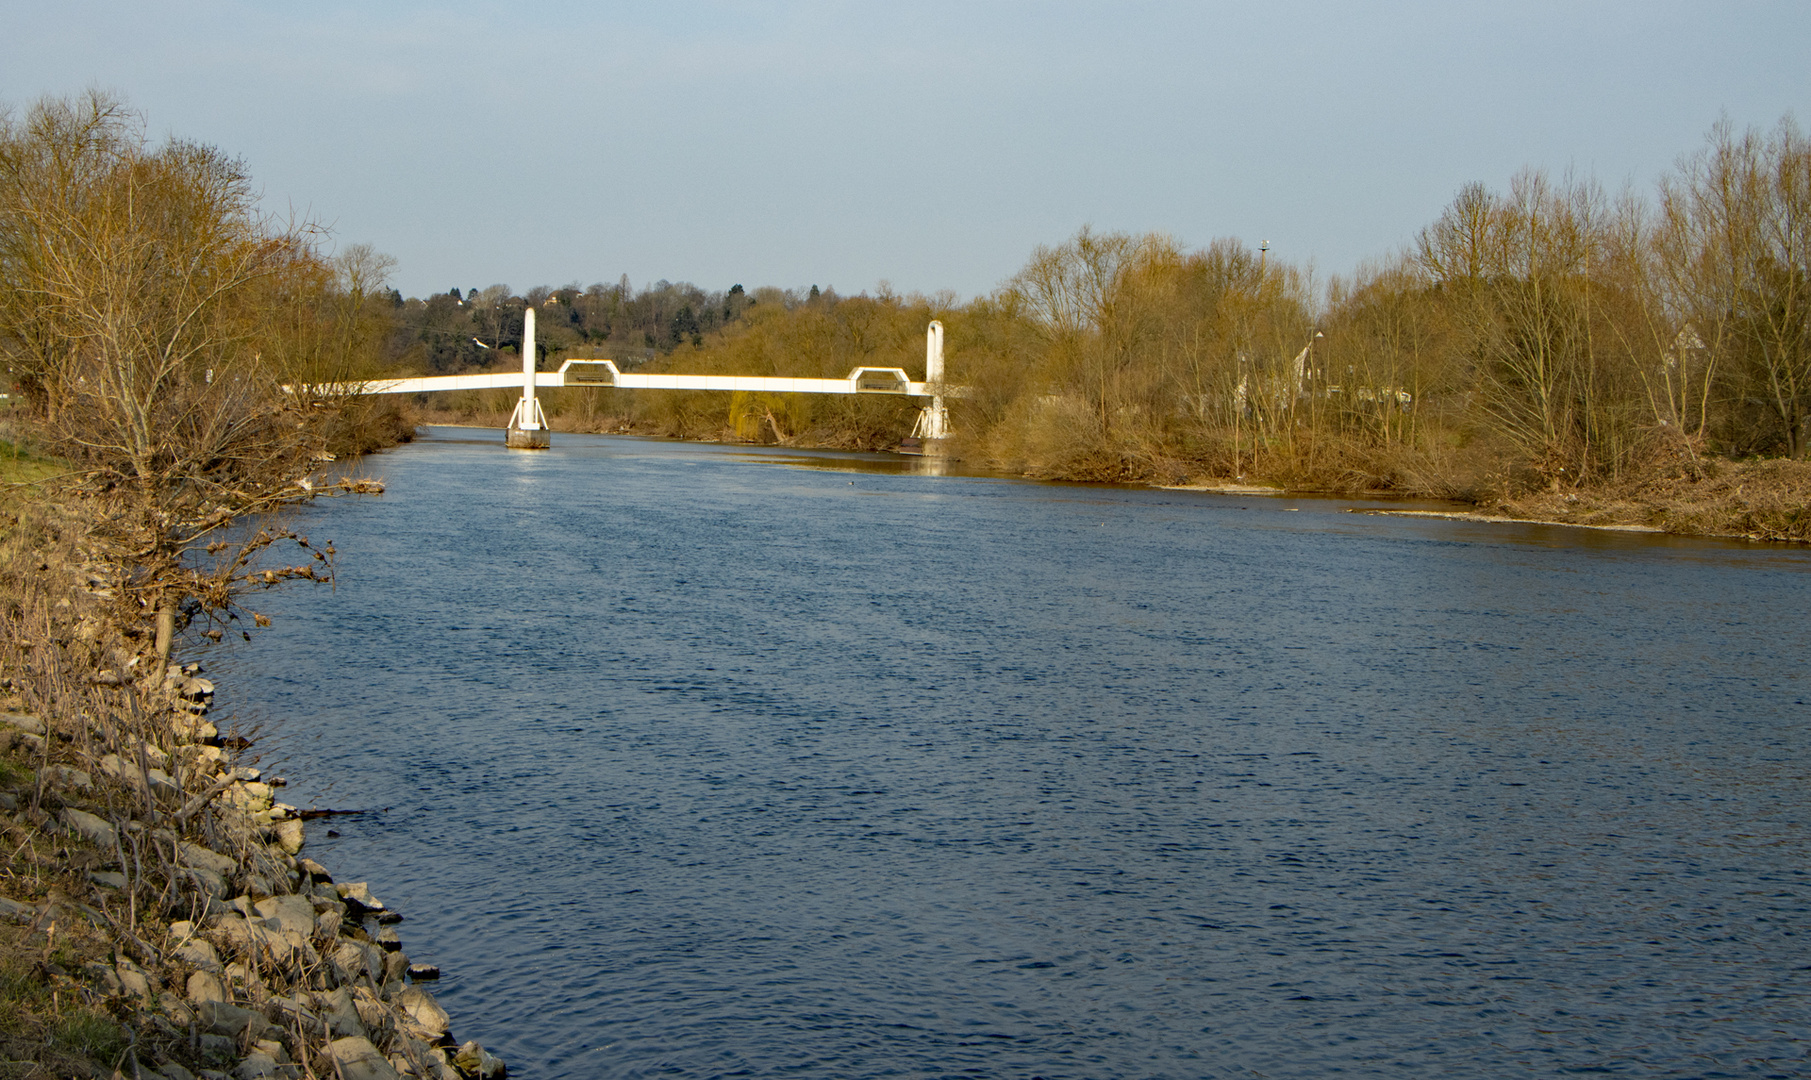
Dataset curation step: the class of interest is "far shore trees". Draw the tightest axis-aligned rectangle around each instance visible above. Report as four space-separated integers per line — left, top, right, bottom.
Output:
402 117 1808 499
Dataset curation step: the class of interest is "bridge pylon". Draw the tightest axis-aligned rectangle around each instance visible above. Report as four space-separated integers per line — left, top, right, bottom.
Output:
906 320 952 455
506 307 551 449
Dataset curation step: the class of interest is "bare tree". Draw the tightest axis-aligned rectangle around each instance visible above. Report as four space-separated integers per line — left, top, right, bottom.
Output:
1655 117 1811 456
0 91 372 660
1419 171 1633 484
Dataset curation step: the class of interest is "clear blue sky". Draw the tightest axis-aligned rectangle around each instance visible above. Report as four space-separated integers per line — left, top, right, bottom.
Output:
4 1 1805 301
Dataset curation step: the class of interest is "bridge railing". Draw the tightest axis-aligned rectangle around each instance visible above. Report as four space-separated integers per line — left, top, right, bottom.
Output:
290 317 961 449
298 364 938 399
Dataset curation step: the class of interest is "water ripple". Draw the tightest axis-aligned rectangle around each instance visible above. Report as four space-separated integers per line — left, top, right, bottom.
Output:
215 430 1811 1079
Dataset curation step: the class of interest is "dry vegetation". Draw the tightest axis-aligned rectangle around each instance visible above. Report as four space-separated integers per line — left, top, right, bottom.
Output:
0 91 429 1076
408 118 1811 541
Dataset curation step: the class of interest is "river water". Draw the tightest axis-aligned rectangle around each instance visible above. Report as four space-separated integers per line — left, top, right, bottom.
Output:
215 427 1811 1078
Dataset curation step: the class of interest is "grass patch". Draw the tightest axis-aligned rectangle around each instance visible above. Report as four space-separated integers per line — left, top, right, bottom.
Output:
0 438 64 490
47 1008 125 1063
0 914 135 1078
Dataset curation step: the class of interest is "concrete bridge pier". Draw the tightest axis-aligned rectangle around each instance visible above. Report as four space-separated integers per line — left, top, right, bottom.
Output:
909 320 952 454
506 307 551 449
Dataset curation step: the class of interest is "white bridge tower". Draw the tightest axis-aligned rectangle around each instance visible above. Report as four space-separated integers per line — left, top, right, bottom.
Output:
910 320 952 451
506 306 551 449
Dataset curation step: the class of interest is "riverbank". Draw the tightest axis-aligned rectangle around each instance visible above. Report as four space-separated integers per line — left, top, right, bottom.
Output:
1181 455 1811 542
0 456 504 1078
405 409 1811 544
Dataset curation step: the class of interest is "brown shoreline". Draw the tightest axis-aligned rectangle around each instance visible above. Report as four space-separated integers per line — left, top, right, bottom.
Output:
1348 508 1665 533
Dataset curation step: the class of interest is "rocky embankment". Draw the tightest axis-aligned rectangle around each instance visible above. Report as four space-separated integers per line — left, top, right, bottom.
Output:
0 556 503 1077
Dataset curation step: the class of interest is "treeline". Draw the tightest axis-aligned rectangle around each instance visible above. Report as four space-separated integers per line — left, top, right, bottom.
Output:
440 116 1808 507
383 280 835 375
980 117 1811 492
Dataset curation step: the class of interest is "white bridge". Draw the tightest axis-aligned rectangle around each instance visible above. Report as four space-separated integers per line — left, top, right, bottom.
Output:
326 310 953 450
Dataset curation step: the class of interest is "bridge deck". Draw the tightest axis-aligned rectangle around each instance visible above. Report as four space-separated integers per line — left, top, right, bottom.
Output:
323 363 937 398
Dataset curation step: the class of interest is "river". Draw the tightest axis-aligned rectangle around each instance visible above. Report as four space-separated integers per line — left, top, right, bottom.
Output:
215 427 1811 1078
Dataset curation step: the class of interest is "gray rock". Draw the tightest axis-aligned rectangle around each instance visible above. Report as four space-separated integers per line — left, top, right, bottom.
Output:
157 1062 200 1080
214 914 299 967
452 1041 506 1079
180 841 238 877
233 1051 280 1080
116 959 154 1000
337 882 385 912
394 986 449 1038
329 1036 403 1080
94 750 172 793
197 999 278 1040
253 1038 289 1060
297 858 332 882
262 996 318 1035
172 716 219 744
183 866 229 899
0 896 34 921
187 970 226 1004
254 894 315 938
315 987 368 1040
273 818 304 855
211 912 252 945
407 963 440 980
174 935 222 973
314 907 343 942
424 1047 461 1080
350 986 391 1035
161 994 197 1026
45 765 89 789
61 807 117 848
281 927 320 969
146 766 180 798
0 713 44 735
360 940 387 978
3 731 45 755
85 961 122 996
90 870 127 889
329 940 370 984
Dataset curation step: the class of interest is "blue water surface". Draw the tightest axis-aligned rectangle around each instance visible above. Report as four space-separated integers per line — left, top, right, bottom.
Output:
214 428 1811 1079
